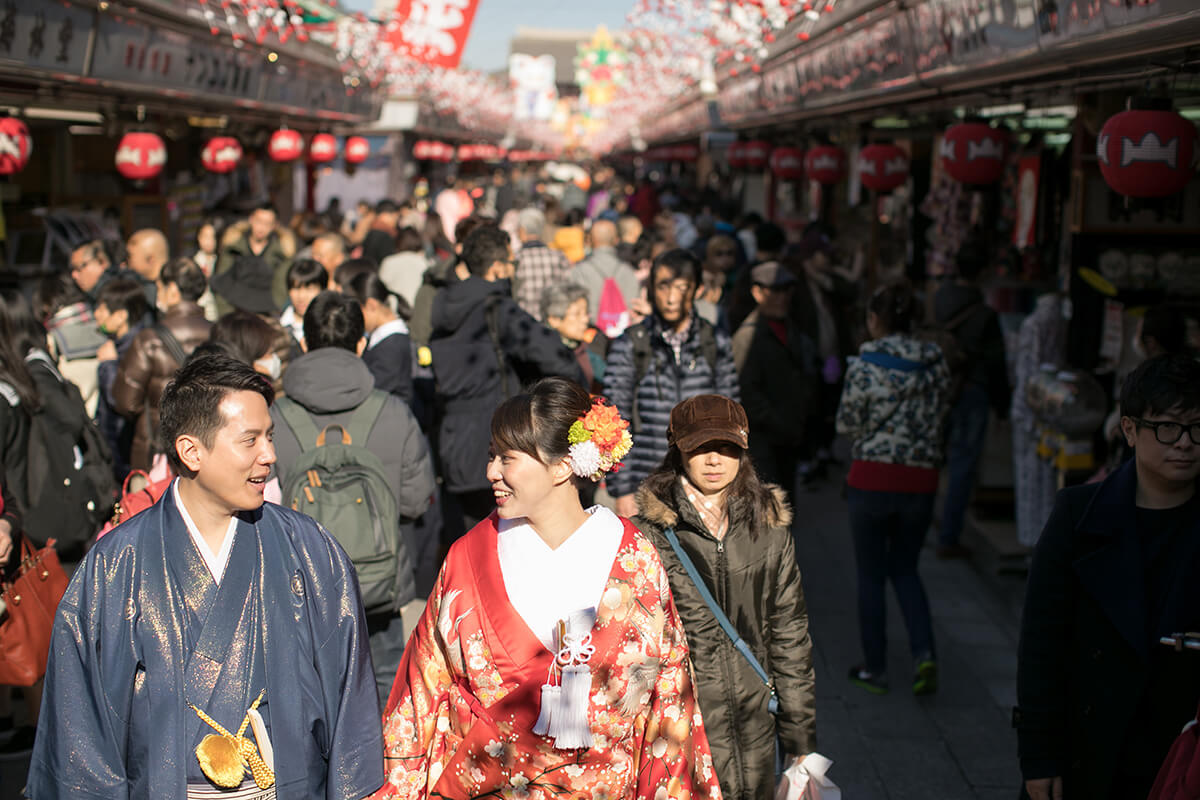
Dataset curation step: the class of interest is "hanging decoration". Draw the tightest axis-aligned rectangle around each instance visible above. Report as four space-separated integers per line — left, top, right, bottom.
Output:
344 136 370 165
769 147 805 180
940 123 1007 185
309 133 338 163
412 140 455 162
383 0 481 69
727 142 746 168
575 26 629 119
0 117 32 176
858 144 908 192
115 132 166 181
268 129 304 162
805 145 846 185
457 143 504 161
740 140 771 170
201 136 243 174
1096 110 1198 198
194 0 309 44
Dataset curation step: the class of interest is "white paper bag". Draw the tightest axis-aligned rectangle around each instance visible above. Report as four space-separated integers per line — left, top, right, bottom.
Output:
775 753 841 800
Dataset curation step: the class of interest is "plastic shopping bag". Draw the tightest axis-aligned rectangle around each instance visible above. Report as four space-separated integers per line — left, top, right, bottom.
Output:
775 753 841 800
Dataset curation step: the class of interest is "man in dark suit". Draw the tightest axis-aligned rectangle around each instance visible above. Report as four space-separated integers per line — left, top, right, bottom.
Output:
1017 355 1200 800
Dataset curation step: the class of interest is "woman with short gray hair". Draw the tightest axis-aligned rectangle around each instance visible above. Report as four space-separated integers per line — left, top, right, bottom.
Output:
541 282 606 393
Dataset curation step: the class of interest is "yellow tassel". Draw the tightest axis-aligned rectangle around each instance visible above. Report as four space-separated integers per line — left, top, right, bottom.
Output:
190 691 275 790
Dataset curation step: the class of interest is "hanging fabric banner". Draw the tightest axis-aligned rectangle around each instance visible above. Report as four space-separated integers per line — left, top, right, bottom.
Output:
385 0 481 68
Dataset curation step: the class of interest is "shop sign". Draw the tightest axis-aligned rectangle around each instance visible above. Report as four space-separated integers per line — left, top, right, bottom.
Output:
717 76 762 124
1096 110 1198 199
0 1 92 76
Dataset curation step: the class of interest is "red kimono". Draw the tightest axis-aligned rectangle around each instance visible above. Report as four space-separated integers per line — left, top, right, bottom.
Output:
373 514 723 800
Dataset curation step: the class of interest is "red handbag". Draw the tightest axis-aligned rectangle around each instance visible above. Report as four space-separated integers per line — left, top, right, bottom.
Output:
1148 704 1200 800
97 469 173 539
0 537 69 686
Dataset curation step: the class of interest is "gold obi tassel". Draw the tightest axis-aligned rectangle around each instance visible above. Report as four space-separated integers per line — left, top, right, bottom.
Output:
191 690 276 790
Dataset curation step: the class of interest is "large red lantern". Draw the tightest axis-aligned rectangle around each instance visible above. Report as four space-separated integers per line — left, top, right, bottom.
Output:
309 133 338 163
0 118 32 175
201 136 242 174
740 140 771 170
1097 110 1198 198
769 147 805 180
727 141 745 168
940 123 1007 184
858 144 909 192
344 136 370 165
805 146 846 184
268 129 304 162
115 132 166 181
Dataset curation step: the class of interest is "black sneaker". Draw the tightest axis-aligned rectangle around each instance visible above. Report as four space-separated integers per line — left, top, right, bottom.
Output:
848 665 889 695
913 658 938 695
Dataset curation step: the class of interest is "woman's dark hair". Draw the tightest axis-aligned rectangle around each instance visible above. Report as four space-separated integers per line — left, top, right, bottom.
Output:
0 288 41 409
491 377 592 480
395 226 424 253
333 258 376 291
868 279 918 335
197 216 225 245
304 291 365 352
1121 354 1200 420
33 272 84 324
160 351 274 477
562 207 585 227
344 269 412 321
286 258 328 291
209 311 276 364
642 443 787 541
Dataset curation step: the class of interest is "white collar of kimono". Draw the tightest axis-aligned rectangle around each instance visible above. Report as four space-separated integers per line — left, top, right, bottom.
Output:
497 505 624 651
367 317 409 350
173 479 238 585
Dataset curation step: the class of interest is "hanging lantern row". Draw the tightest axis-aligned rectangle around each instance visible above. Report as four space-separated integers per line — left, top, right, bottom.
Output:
1096 109 1198 198
644 144 700 162
940 123 1007 185
116 132 167 181
0 118 32 176
457 143 505 161
508 150 555 162
858 144 908 192
412 140 455 162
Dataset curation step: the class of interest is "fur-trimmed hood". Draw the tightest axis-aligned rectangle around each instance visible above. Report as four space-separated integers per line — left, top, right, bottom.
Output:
634 480 792 532
221 219 298 258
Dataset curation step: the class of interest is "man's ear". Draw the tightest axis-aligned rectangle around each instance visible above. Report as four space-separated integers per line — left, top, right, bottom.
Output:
356 337 367 357
1120 416 1139 449
175 434 204 474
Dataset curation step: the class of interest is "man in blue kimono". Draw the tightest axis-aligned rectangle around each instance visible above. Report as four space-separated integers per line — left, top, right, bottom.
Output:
28 352 385 799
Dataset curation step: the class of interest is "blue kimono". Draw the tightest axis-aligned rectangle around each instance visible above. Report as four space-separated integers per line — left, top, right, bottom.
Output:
27 491 385 799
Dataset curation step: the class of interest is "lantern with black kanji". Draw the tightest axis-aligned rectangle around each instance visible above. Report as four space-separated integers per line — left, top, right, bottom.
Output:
769 147 805 180
940 123 1006 185
0 118 32 176
344 136 370 165
268 129 304 162
805 146 846 184
201 136 243 174
1096 110 1198 198
858 144 909 192
115 132 166 181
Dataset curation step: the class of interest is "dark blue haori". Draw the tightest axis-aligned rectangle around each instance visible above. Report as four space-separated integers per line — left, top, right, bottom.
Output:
27 486 385 799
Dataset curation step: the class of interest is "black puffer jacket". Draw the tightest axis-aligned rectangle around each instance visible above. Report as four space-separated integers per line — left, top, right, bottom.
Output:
933 282 1010 415
635 481 816 800
603 315 739 498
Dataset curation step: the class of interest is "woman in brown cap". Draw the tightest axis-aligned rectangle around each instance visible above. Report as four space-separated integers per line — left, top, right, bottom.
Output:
635 394 817 800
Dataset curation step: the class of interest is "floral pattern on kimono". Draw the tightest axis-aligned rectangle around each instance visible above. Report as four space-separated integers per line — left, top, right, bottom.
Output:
372 514 722 800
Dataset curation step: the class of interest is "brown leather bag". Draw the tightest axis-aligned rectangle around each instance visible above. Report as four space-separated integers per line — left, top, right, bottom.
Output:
0 537 69 686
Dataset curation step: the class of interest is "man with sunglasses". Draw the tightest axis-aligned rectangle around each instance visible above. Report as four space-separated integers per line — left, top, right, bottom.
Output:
1016 354 1200 800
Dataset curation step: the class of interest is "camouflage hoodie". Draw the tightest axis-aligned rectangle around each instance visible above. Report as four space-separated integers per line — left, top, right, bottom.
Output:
836 333 952 469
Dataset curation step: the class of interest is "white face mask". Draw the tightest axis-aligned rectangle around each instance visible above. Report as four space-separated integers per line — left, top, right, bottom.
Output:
254 352 282 380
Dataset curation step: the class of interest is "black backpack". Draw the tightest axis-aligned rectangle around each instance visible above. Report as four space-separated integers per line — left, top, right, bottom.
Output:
23 352 117 552
627 319 719 434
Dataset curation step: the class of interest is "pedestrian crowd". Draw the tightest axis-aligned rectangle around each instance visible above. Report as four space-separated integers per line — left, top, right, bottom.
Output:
0 166 1194 800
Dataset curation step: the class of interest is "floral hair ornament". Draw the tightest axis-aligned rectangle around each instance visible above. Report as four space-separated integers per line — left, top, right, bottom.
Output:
566 397 633 482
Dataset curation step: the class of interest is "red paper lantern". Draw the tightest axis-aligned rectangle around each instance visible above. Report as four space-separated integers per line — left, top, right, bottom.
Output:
727 141 745 168
740 140 771 170
414 140 453 162
0 118 32 175
769 147 805 180
344 136 370 165
805 146 846 184
268 129 304 162
201 136 242 174
940 123 1006 184
1096 110 1199 198
309 133 338 163
669 144 699 162
858 144 909 192
115 132 166 181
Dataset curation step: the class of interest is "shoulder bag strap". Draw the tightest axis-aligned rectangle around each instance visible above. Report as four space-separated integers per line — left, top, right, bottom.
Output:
662 527 779 713
345 390 388 446
859 351 928 372
275 396 321 452
154 324 188 366
484 295 509 400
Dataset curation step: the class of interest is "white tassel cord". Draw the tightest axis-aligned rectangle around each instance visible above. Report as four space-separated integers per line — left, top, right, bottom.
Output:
537 613 596 750
533 683 560 736
554 664 594 749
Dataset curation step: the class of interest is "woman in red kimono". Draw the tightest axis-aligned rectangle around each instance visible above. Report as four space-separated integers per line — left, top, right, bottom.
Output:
374 377 722 800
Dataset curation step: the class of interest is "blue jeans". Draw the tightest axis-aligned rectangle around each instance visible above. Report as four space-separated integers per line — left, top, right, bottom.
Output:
940 382 991 547
846 487 936 673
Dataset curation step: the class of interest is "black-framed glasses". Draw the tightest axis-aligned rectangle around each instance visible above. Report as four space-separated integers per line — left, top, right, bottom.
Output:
1132 418 1200 446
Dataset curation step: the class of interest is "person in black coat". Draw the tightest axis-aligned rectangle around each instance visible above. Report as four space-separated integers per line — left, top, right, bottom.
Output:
430 225 584 538
340 268 414 406
1017 355 1200 800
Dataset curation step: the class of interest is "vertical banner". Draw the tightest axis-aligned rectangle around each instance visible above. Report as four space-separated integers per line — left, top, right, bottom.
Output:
1014 155 1041 249
386 0 481 68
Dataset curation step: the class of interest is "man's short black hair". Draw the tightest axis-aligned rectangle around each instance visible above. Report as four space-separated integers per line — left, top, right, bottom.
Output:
159 257 207 303
461 226 510 277
754 222 786 256
375 199 399 215
649 249 701 318
252 202 277 217
95 277 149 321
287 258 328 291
303 290 364 352
1121 354 1200 420
159 352 274 477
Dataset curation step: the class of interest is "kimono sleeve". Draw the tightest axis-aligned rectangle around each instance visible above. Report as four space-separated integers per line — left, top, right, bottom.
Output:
373 565 457 800
27 565 132 800
636 569 723 800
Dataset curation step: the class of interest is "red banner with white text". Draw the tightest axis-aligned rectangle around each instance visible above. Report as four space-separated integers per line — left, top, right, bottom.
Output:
385 0 481 68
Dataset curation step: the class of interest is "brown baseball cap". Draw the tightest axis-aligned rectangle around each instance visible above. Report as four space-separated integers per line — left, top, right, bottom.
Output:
668 394 750 453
